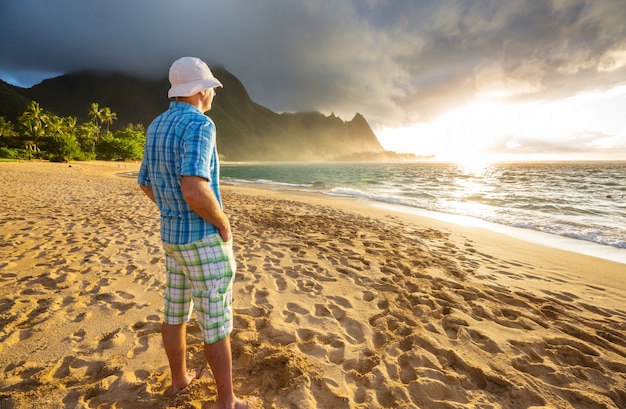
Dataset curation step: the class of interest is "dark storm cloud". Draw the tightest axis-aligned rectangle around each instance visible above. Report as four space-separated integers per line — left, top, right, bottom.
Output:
1 0 625 128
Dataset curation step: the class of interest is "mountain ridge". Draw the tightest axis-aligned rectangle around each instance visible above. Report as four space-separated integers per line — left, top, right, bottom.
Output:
0 68 387 161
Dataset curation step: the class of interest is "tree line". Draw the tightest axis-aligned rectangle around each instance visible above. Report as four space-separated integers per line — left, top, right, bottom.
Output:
0 101 145 161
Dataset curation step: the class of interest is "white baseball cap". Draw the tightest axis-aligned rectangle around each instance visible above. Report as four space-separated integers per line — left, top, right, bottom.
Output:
168 56 223 98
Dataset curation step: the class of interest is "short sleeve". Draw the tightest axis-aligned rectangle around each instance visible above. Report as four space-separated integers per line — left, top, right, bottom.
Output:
137 156 151 186
179 119 216 181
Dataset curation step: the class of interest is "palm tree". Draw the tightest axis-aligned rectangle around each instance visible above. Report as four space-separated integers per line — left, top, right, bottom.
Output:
44 114 66 136
101 107 117 133
64 116 78 135
88 102 103 127
76 121 99 154
0 117 17 138
19 101 47 151
88 102 105 139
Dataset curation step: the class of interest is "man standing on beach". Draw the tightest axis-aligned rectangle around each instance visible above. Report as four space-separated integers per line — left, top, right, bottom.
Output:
138 56 255 409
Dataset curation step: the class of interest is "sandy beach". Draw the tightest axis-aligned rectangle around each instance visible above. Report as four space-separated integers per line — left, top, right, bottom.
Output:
1 160 625 409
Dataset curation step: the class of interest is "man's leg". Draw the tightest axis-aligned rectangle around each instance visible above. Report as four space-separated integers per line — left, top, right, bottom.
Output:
163 322 197 395
162 246 197 396
204 336 249 409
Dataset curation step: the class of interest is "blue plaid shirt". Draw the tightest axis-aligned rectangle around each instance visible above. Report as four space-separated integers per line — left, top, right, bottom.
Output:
138 101 222 244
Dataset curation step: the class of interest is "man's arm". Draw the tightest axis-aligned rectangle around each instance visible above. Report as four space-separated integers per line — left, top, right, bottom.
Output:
139 184 157 203
181 175 231 242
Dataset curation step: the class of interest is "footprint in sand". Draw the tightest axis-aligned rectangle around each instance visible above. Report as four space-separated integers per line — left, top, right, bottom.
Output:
98 328 126 350
73 328 87 342
328 339 345 364
341 349 379 375
441 315 469 340
270 271 288 291
340 316 366 344
465 328 502 353
295 279 323 295
116 290 135 300
131 318 163 349
286 302 309 316
362 290 376 302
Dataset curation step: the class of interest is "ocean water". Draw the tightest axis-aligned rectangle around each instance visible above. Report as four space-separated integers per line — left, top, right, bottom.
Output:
221 161 626 263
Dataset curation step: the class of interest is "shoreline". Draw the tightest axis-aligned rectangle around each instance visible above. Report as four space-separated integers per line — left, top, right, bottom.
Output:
1 160 625 408
371 201 626 265
226 180 626 266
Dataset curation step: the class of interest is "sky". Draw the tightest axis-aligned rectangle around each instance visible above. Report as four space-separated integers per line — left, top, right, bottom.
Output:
1 0 625 161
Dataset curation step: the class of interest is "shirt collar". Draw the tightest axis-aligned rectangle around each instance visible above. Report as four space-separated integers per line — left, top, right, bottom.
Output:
169 100 202 113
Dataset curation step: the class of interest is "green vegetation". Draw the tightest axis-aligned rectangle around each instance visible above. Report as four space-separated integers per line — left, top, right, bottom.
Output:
0 101 144 162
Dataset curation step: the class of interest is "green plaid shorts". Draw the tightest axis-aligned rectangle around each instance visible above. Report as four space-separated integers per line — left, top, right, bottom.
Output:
162 233 235 344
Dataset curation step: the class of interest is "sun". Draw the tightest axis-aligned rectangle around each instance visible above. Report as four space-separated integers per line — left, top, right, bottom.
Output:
378 100 515 162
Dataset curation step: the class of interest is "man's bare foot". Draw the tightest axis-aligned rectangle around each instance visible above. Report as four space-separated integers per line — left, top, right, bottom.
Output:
218 396 261 409
165 367 203 397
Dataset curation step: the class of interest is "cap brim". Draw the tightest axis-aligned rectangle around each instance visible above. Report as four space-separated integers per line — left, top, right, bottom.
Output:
168 78 223 98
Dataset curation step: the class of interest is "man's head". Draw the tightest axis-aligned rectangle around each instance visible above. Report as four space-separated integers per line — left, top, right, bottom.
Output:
168 57 223 99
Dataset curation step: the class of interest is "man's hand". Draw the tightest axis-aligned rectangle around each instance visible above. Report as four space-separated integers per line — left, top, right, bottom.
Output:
217 222 232 242
181 176 230 241
139 184 157 203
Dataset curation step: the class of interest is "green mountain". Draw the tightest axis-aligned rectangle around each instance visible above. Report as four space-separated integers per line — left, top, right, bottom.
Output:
0 81 31 122
0 68 386 161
